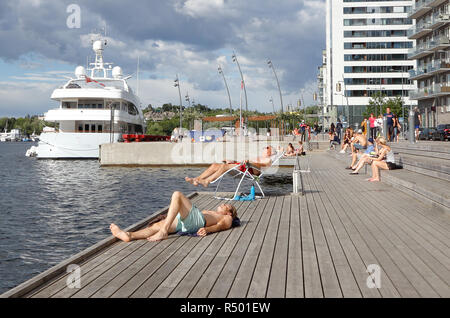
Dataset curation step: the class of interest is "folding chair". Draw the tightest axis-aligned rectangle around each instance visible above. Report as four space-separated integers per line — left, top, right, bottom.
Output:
211 151 285 200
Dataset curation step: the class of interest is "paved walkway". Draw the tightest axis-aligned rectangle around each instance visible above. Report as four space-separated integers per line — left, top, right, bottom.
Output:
13 154 450 298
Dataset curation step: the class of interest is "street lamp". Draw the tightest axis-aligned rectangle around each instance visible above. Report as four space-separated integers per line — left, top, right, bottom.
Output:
185 92 191 108
267 59 284 114
174 75 183 132
269 97 275 114
231 52 248 113
218 65 233 117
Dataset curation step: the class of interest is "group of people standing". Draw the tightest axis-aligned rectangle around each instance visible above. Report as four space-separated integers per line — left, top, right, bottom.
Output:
362 108 402 143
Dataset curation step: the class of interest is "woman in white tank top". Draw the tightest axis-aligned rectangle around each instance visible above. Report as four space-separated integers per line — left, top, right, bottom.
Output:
367 137 401 182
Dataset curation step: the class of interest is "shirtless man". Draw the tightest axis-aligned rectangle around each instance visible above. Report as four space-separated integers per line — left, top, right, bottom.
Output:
346 130 368 169
185 146 274 187
110 191 237 242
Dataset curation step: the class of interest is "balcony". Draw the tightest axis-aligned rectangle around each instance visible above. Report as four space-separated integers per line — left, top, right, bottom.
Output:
409 83 450 100
429 13 450 30
409 0 433 19
409 60 450 80
408 42 434 60
429 0 448 9
407 21 433 39
409 65 433 80
428 35 450 52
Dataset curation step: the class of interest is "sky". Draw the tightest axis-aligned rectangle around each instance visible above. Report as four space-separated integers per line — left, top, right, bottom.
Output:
0 0 326 117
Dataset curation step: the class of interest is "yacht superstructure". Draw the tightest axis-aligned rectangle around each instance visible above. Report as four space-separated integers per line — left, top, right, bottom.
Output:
30 37 144 158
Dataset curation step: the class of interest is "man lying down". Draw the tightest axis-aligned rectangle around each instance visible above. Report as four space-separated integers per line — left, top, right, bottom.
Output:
110 191 238 242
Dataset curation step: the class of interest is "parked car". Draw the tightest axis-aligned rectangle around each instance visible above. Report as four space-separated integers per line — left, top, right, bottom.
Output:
419 127 436 140
433 124 450 141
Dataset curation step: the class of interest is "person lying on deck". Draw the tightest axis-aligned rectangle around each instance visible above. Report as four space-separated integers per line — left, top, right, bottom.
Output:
110 191 238 242
185 146 275 187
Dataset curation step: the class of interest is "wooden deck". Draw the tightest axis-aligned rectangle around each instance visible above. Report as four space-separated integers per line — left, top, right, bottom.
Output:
2 154 449 298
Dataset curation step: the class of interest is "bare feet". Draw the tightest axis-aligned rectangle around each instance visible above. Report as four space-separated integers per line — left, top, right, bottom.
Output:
368 178 380 182
148 229 168 242
198 179 210 188
185 177 200 186
110 223 131 242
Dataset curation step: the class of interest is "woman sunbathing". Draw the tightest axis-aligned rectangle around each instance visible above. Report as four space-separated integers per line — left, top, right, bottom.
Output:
185 146 275 187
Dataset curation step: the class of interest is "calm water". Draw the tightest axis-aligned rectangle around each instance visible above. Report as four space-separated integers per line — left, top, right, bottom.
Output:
0 142 291 294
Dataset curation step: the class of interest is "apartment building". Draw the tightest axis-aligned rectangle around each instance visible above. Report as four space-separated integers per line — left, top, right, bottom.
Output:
408 0 450 126
326 0 417 128
317 49 335 129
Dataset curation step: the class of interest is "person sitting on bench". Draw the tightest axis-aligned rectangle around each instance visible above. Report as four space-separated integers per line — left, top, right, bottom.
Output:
110 191 238 242
366 137 402 182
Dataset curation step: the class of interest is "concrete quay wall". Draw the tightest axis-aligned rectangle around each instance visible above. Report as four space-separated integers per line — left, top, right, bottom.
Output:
99 139 329 166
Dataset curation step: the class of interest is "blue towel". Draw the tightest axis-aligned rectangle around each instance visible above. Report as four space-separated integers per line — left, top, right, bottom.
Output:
233 186 256 201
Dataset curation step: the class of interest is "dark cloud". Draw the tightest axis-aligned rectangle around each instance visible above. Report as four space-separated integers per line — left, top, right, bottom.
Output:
0 0 325 108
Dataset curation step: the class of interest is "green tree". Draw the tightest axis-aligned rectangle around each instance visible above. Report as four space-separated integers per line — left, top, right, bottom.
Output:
364 92 403 118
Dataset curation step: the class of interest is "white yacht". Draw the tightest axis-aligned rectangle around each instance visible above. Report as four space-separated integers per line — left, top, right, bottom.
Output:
29 37 145 158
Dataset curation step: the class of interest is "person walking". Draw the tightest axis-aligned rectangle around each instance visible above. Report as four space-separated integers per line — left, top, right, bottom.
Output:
368 113 376 140
336 119 343 144
414 107 422 141
360 118 368 137
384 107 394 142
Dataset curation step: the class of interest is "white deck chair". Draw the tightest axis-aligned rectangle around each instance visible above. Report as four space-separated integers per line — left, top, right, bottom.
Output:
211 151 286 200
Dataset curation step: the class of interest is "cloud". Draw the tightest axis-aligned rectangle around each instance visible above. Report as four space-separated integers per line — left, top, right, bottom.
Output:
0 0 326 115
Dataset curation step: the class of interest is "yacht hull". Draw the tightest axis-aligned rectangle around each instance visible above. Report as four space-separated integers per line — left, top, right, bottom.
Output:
35 132 122 159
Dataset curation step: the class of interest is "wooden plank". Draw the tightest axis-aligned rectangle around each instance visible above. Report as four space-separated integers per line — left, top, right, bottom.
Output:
332 169 450 297
30 241 131 298
246 196 285 298
53 240 148 298
108 195 219 298
298 191 323 298
285 195 304 298
186 200 257 298
309 169 384 298
167 199 252 298
305 172 363 298
88 196 223 298
149 199 249 298
313 169 396 298
147 199 252 298
266 196 291 298
226 197 277 298
303 174 342 298
319 168 419 297
324 168 439 297
20 192 204 298
203 199 269 298
129 237 203 298
341 168 450 273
